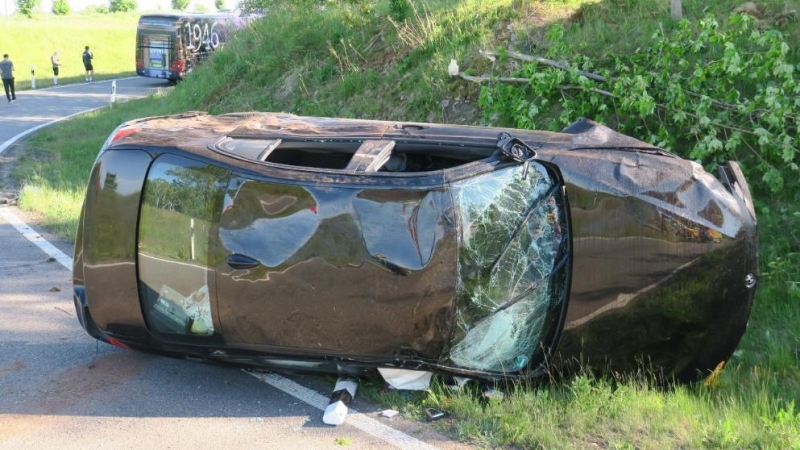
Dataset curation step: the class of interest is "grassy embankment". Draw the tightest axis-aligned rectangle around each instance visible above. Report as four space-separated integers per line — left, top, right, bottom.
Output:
0 13 140 88
12 1 800 448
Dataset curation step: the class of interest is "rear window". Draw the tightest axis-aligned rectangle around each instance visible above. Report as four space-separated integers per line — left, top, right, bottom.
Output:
137 154 229 336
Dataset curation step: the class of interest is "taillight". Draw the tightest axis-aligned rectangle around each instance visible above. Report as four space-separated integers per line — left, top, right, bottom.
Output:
106 336 131 350
100 123 139 151
110 126 138 143
170 60 185 73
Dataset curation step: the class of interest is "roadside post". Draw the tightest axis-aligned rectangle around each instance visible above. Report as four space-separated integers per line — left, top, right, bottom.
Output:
30 65 35 89
110 80 117 106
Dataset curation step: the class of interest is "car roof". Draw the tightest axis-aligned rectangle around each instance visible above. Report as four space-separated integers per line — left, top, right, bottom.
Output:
110 111 665 155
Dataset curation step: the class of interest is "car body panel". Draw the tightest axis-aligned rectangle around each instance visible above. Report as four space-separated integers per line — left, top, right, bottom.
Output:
73 112 757 381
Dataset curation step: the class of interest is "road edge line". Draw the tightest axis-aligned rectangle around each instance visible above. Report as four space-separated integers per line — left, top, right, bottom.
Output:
0 208 73 270
246 371 440 450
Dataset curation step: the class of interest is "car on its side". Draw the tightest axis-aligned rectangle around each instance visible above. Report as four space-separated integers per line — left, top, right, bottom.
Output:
73 112 757 382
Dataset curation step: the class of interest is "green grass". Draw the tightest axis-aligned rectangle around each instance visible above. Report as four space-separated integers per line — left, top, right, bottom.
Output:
10 1 800 448
0 12 139 89
12 90 181 235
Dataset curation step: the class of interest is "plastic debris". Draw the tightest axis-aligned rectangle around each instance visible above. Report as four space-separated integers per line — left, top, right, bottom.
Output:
482 388 505 402
446 376 473 391
377 368 433 391
379 409 400 418
425 408 446 421
448 59 459 76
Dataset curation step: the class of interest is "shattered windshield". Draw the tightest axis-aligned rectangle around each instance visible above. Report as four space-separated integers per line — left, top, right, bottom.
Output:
446 163 569 372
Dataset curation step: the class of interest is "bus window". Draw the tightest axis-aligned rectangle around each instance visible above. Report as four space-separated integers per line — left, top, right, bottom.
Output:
140 35 170 70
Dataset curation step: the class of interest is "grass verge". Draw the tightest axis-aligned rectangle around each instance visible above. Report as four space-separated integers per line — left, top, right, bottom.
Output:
0 12 138 89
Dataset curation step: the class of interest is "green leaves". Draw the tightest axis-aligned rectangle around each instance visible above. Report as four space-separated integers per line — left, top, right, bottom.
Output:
480 13 800 195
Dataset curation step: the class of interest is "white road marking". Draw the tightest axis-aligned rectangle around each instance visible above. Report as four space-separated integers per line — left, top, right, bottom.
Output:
246 371 440 450
0 83 442 450
0 107 105 155
0 208 73 270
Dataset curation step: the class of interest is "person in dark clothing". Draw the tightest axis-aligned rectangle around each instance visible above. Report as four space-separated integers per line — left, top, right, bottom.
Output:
0 54 15 103
82 46 94 82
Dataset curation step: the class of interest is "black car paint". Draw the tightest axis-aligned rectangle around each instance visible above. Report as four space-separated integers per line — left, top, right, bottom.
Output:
73 112 757 381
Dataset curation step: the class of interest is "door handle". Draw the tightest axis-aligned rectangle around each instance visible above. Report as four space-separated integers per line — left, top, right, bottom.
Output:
226 253 260 270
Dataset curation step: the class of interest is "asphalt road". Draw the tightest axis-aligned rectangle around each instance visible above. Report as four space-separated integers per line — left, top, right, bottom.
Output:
0 78 469 450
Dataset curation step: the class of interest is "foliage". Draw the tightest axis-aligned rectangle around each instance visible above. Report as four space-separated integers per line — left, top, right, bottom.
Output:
16 0 40 18
83 4 109 13
238 0 305 13
214 0 224 10
52 0 70 15
108 0 136 12
479 14 799 195
389 0 411 21
172 0 190 10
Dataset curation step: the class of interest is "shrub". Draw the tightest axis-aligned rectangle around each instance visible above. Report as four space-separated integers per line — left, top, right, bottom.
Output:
172 0 189 10
389 0 410 21
52 0 70 15
84 4 109 13
108 0 136 12
214 0 224 9
16 0 40 18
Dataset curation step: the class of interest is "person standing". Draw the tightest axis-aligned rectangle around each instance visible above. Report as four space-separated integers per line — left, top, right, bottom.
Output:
0 54 15 103
51 51 61 86
82 46 94 82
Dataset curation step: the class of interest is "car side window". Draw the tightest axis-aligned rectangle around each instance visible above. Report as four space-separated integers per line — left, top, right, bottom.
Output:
137 154 229 336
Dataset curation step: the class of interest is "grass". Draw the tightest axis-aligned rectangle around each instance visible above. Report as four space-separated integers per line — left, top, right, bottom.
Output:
9 1 800 448
0 12 139 88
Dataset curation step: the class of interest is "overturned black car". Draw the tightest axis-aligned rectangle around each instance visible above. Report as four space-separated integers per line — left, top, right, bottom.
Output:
73 112 758 382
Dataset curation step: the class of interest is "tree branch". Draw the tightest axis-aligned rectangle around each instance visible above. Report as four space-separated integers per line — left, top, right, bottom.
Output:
479 49 797 120
458 72 800 162
480 50 607 83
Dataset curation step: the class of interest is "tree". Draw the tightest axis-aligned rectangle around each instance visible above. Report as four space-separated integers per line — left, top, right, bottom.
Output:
52 0 70 15
172 0 189 11
214 0 224 10
16 0 40 17
671 0 682 20
109 0 136 12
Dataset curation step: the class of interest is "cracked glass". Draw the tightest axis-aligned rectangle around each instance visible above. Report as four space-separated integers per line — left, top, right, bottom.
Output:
446 163 568 372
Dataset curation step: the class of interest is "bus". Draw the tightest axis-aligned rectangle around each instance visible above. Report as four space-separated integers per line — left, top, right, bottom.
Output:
136 13 249 83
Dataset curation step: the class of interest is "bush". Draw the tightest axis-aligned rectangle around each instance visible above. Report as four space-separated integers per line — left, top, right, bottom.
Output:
172 0 189 10
237 0 324 13
389 0 410 21
84 4 109 13
52 0 70 15
479 15 800 195
214 0 224 9
16 0 40 18
108 0 136 12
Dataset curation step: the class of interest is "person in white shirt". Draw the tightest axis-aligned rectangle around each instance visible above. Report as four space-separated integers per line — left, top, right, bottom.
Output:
51 51 61 86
